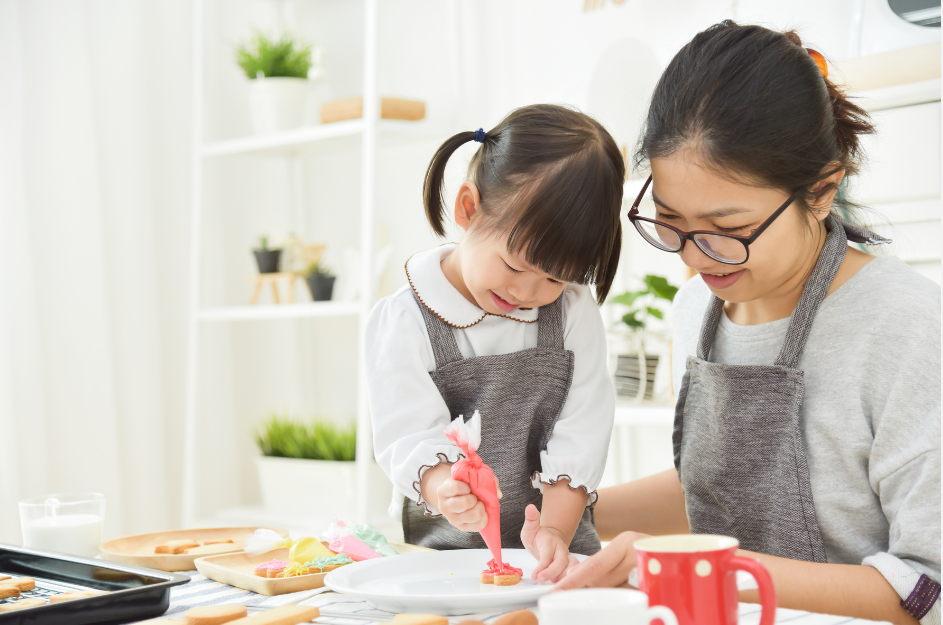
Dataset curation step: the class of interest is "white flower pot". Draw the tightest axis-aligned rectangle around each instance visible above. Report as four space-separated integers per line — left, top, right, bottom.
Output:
254 456 389 520
247 77 309 134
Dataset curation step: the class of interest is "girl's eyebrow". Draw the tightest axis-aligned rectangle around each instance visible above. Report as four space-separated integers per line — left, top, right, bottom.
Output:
652 190 755 219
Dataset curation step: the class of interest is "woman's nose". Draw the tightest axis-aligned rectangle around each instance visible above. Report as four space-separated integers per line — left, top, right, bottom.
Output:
678 239 713 272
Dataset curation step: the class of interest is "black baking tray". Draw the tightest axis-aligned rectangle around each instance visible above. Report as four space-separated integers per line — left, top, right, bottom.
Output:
0 543 190 625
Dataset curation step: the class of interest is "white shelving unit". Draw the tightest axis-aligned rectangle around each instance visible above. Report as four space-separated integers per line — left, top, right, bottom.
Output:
182 0 387 528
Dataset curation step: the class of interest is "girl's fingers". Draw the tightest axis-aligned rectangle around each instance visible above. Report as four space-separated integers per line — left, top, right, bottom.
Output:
438 479 471 498
537 542 569 583
532 536 556 580
519 505 541 558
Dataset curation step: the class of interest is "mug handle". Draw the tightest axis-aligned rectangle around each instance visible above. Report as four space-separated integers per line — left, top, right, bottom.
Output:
730 556 777 625
645 605 678 625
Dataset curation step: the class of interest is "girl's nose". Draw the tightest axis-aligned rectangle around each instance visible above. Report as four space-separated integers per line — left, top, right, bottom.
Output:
507 278 538 303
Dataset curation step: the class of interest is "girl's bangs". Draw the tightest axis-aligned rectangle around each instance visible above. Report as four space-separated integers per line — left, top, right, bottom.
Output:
494 150 622 287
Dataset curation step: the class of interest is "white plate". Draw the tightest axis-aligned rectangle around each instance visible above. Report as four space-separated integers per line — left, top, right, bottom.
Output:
324 548 588 616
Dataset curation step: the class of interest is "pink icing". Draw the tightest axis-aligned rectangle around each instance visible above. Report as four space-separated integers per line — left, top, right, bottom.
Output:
483 558 522 577
328 535 381 562
254 559 289 571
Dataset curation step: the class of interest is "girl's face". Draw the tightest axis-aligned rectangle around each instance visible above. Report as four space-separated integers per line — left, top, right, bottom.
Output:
649 153 826 304
457 231 568 315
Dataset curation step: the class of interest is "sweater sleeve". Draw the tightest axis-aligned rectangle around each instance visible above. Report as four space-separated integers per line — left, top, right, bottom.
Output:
365 289 462 517
861 285 941 624
531 285 614 507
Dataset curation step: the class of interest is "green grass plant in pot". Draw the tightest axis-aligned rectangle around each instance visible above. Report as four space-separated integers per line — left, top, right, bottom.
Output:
236 31 313 134
253 235 282 274
305 261 336 301
609 274 678 401
254 414 358 518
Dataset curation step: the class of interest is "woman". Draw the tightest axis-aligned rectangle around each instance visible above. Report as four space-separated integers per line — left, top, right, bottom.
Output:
529 21 941 625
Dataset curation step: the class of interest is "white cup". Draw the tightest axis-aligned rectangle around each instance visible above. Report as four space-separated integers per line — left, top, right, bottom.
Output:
539 588 678 625
19 492 106 557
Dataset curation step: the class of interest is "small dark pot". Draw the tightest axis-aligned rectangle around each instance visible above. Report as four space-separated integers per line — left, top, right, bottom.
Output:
306 275 336 301
254 249 282 274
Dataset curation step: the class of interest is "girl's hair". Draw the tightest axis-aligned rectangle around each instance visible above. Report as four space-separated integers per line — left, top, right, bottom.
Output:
636 21 874 216
423 104 625 304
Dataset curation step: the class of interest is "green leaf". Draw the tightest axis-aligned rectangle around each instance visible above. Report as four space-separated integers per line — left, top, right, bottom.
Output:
256 414 356 461
621 311 644 329
610 291 643 306
646 306 664 319
644 275 679 302
236 31 313 79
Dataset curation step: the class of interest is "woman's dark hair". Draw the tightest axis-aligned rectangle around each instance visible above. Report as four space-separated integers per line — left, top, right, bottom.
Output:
636 21 874 215
423 104 625 304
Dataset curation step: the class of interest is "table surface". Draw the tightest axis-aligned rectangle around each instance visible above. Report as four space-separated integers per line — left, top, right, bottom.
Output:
132 571 891 624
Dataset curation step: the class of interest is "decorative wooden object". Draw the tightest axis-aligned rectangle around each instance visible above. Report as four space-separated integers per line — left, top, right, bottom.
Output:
249 272 299 305
320 97 426 124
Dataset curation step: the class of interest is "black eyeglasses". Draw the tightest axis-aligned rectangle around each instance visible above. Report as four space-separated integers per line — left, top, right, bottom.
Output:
627 175 802 265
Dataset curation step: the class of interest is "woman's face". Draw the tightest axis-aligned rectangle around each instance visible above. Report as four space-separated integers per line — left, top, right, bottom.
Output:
649 153 823 304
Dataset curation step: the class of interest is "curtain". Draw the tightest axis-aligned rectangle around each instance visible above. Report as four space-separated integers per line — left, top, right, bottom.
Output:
0 0 192 543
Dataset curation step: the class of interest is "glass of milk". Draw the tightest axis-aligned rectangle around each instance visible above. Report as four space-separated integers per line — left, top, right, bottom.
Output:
19 493 105 557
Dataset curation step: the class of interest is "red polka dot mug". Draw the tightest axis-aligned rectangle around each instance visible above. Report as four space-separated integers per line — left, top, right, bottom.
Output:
634 535 776 625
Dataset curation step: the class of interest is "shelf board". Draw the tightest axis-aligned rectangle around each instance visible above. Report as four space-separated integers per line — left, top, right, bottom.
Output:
203 119 442 158
198 301 361 321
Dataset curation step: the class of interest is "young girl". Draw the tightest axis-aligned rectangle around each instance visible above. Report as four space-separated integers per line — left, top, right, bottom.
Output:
545 22 940 624
366 104 625 582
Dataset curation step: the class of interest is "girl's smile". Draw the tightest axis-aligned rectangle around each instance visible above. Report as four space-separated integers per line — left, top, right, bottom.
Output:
490 290 520 313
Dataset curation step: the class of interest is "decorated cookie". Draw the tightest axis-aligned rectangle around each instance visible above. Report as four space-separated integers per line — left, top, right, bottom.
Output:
253 559 289 578
304 554 354 572
275 562 309 578
481 560 523 586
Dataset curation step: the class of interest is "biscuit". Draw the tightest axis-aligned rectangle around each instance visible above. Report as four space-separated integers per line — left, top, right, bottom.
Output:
0 585 20 599
0 597 45 611
0 575 9 582
184 604 248 625
5 577 35 591
202 539 234 546
155 539 200 554
185 543 237 556
493 610 537 625
479 572 494 584
48 590 107 603
225 605 320 624
494 573 522 586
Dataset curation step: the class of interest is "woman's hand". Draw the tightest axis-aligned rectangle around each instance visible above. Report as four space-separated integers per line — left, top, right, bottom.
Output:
521 504 579 583
553 530 650 590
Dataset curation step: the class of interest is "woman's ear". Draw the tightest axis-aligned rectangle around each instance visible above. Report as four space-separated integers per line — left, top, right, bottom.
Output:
809 163 845 223
454 182 481 231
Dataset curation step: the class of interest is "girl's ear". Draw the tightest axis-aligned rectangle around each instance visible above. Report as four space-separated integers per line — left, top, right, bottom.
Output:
454 182 481 231
808 163 845 223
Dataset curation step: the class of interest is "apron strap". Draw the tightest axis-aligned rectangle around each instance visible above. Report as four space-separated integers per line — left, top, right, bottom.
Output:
774 216 847 368
412 291 464 368
694 215 884 367
537 294 566 350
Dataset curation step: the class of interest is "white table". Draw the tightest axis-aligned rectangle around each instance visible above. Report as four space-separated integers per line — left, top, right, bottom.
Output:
136 571 890 624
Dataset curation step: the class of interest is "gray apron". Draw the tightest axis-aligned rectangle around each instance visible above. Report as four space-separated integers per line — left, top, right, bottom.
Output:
403 292 602 556
673 216 889 562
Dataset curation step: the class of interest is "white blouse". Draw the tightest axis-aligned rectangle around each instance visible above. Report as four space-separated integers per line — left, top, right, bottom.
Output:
366 244 615 517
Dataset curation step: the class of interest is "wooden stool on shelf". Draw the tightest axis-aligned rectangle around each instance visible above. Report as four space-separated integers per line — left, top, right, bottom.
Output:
248 272 299 305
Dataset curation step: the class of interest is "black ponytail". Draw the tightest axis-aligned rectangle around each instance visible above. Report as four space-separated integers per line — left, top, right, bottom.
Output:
420 105 625 304
422 131 479 237
637 21 875 217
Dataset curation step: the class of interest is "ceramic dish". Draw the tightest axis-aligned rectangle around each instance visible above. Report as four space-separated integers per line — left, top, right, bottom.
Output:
324 548 588 616
99 527 287 572
195 542 432 596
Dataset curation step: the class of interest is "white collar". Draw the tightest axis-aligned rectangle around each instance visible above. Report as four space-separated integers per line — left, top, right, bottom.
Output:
405 244 539 329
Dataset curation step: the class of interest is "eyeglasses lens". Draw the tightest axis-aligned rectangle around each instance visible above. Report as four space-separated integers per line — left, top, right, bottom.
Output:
692 234 748 264
634 219 682 252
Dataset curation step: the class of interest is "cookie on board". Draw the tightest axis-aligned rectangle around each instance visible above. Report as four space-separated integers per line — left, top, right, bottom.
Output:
155 539 200 554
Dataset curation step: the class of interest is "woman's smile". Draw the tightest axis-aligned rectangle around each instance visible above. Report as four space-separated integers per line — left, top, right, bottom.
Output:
699 269 745 290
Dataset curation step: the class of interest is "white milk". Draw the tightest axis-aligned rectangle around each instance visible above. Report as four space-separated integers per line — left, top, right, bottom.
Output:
22 514 103 557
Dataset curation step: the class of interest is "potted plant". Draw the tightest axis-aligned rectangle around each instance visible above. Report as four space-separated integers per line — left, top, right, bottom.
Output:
236 31 313 134
609 274 679 401
305 261 336 301
253 235 282 274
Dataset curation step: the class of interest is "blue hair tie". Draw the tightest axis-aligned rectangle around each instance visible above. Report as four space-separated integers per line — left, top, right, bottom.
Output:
474 128 486 143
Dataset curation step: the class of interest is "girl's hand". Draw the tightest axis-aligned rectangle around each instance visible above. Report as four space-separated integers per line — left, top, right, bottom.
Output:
436 476 503 533
552 530 650 590
521 504 579 583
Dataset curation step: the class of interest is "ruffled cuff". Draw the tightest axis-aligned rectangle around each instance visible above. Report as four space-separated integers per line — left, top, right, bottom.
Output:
863 552 941 624
411 451 464 517
530 472 598 509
